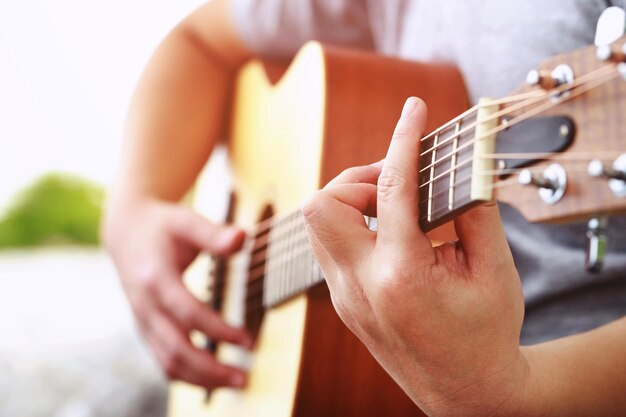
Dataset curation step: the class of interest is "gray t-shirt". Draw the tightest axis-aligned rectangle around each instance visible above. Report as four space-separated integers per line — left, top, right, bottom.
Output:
231 0 626 344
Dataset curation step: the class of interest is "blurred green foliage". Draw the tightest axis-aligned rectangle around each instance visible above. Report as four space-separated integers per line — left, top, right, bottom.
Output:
0 173 104 249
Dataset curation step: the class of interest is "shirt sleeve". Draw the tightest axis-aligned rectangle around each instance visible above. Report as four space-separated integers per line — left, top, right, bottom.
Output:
230 0 374 58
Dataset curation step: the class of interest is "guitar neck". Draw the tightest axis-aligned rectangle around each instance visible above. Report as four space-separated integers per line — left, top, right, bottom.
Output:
255 210 324 308
258 106 494 308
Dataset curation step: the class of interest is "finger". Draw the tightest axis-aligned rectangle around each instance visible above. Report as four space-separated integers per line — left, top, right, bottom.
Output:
301 185 375 269
453 201 513 271
377 97 431 250
169 209 245 256
326 164 382 187
149 314 247 389
325 183 378 218
155 274 253 347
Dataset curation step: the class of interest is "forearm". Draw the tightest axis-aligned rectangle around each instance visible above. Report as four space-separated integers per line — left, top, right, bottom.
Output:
517 317 626 416
112 0 250 207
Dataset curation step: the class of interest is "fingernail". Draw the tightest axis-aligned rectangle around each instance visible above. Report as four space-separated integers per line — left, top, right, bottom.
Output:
401 97 418 117
231 373 245 387
369 159 385 168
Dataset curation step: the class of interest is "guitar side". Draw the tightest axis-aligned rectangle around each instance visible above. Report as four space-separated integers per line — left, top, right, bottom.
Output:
169 42 468 417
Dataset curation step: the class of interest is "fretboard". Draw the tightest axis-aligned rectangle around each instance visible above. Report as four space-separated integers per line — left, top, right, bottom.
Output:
418 111 479 230
255 103 498 308
261 210 324 307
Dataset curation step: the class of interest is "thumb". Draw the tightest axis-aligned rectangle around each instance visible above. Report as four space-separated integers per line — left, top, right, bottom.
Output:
169 208 245 256
453 202 511 270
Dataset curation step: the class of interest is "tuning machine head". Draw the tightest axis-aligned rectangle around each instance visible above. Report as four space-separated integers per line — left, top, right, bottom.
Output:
518 163 567 205
595 43 626 63
526 65 574 101
588 154 626 197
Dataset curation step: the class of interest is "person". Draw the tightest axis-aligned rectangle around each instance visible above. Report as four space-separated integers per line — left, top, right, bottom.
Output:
103 0 626 415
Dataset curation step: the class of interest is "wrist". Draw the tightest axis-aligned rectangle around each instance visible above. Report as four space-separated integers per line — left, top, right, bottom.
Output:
101 189 158 248
426 348 531 417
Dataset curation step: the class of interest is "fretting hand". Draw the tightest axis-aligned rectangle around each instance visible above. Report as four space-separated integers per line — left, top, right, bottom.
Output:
301 97 529 416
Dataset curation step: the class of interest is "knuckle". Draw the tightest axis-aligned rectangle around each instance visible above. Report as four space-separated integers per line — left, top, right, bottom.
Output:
340 166 358 178
300 191 327 221
210 365 231 382
339 165 369 181
220 325 242 342
135 264 162 296
162 361 179 380
377 167 409 200
178 305 199 328
162 344 185 379
173 210 197 234
377 264 410 297
391 125 412 142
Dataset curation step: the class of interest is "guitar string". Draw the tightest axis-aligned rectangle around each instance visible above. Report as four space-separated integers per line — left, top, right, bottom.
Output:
417 89 545 144
225 159 621 311
233 158 612 310
246 64 618 240
242 159 599 281
418 64 614 155
213 73 619 308
212 65 623 309
214 152 623 310
240 144 623 280
243 75 606 237
210 150 624 299
417 74 607 147
418 67 619 177
244 65 620 258
418 66 618 190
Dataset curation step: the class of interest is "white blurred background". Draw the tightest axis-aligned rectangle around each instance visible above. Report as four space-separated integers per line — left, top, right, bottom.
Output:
0 0 203 208
0 1 206 416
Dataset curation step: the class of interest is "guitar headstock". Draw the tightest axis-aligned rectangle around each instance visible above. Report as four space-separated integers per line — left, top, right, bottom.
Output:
492 35 626 224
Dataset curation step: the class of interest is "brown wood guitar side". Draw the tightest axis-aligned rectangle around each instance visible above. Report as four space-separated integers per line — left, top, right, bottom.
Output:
168 42 468 417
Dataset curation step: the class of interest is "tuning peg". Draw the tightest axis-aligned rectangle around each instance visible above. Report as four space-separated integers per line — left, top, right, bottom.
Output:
518 164 567 205
526 70 556 89
588 159 626 181
526 65 574 100
518 169 557 189
588 154 626 197
585 216 608 273
595 44 626 63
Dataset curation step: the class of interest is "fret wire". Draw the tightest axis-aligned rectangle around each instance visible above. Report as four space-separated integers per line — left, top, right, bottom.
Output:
449 121 461 211
427 132 439 222
420 156 472 189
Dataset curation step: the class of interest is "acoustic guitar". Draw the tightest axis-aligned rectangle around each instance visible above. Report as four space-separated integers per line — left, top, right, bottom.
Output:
169 32 626 417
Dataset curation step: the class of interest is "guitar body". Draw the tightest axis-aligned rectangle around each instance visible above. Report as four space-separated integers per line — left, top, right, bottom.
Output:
169 42 468 417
